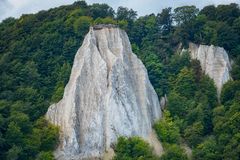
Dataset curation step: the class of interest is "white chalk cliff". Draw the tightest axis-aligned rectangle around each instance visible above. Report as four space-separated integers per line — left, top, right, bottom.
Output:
188 43 231 97
46 25 162 160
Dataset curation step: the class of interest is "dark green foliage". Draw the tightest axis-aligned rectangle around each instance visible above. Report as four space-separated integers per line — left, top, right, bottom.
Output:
184 122 204 147
172 67 196 98
212 100 240 159
174 6 199 26
173 6 200 45
193 136 220 160
165 46 218 152
199 5 216 20
167 53 190 76
216 22 238 51
157 8 173 35
1 114 58 160
116 7 137 22
185 104 204 126
222 133 240 160
160 144 188 160
6 145 22 160
167 92 194 119
198 76 217 107
35 118 59 151
89 3 115 19
113 137 157 160
140 53 165 96
5 122 24 146
190 59 202 82
36 152 54 160
231 56 240 80
51 82 65 103
221 80 240 104
154 111 180 144
215 3 240 25
73 16 93 35
154 111 187 159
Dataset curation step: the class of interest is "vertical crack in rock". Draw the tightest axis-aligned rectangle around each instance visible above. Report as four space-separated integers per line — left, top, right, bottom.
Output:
46 26 162 160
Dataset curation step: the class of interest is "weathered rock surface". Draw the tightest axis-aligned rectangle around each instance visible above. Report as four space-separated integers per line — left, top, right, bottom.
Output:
188 43 231 97
46 26 162 160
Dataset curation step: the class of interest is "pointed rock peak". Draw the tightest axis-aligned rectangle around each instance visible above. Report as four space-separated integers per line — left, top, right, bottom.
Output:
46 26 162 159
188 42 231 98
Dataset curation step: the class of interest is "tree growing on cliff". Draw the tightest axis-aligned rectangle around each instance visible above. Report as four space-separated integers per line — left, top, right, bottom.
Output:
113 136 157 160
154 111 180 144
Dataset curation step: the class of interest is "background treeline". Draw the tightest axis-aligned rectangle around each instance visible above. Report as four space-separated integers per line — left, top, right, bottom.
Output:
0 1 240 159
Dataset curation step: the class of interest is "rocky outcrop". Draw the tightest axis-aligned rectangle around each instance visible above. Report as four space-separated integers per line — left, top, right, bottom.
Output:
160 95 167 110
46 26 162 160
188 43 231 97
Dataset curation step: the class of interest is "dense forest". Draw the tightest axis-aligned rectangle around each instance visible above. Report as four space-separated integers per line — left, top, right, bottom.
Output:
0 1 240 159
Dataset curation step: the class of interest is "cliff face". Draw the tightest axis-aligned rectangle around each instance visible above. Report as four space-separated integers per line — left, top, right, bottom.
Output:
188 43 231 97
46 26 162 160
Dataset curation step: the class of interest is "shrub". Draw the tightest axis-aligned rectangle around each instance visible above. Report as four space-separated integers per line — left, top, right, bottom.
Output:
160 144 188 160
113 136 157 160
154 111 180 144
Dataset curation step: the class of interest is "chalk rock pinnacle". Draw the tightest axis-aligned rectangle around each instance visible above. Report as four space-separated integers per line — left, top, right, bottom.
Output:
46 25 162 160
188 43 231 97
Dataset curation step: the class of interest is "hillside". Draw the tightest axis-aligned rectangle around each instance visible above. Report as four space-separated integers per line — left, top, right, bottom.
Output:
0 1 240 160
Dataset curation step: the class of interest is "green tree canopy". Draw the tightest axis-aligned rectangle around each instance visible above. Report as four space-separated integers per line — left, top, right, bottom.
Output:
174 6 199 25
113 136 157 160
154 111 180 144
